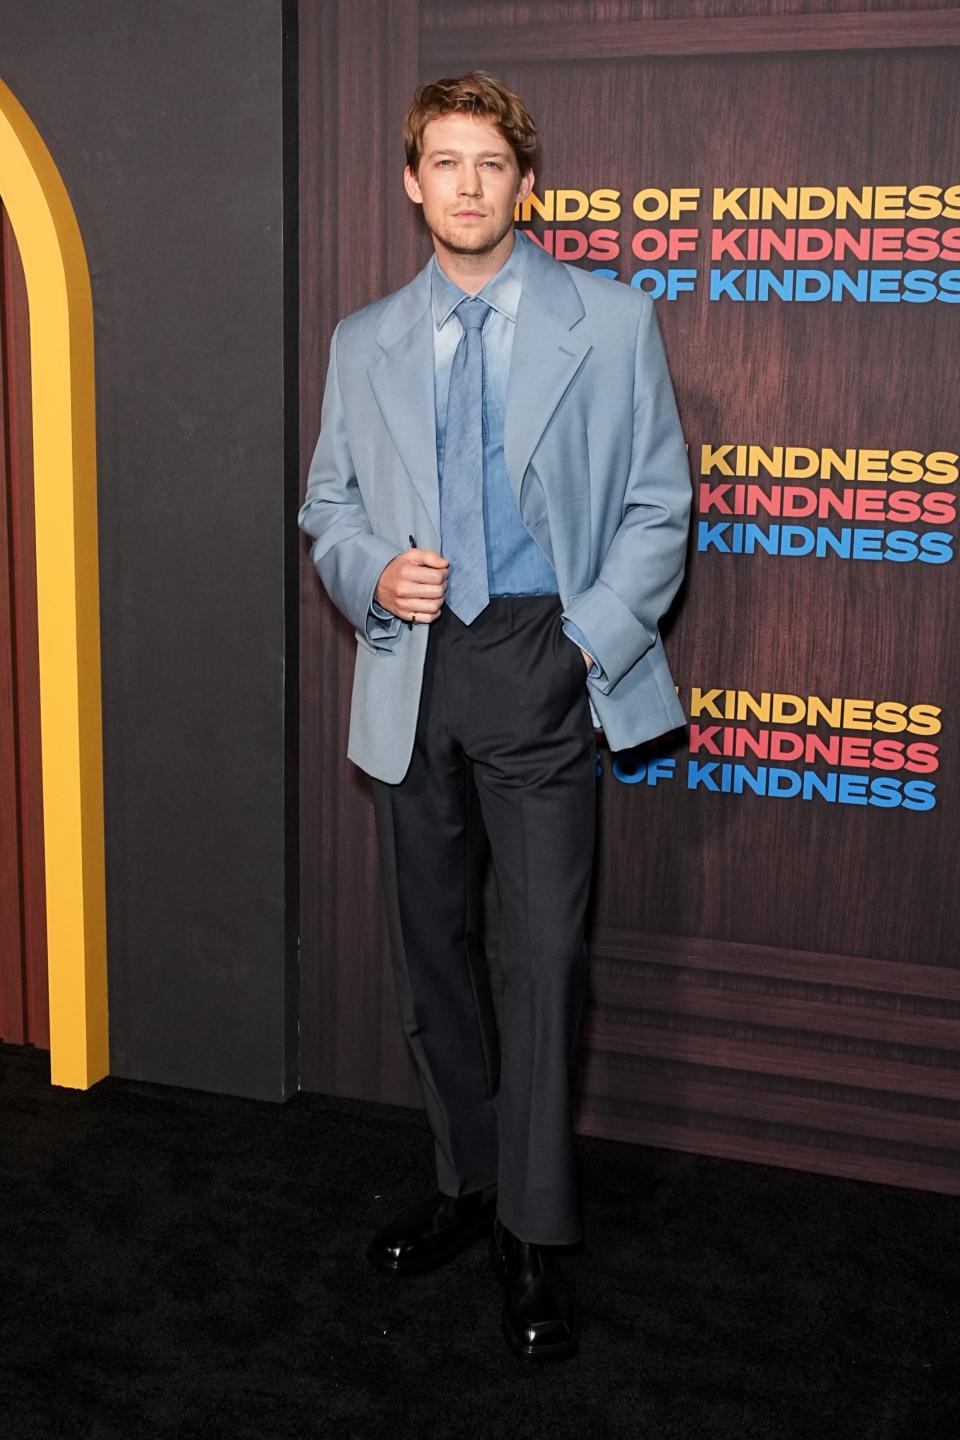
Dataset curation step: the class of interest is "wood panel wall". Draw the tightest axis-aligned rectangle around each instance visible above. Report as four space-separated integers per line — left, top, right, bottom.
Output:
299 0 423 1102
0 202 48 1049
298 0 960 1192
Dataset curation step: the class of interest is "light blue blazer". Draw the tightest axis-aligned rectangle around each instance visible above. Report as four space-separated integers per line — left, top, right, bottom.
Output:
299 229 691 785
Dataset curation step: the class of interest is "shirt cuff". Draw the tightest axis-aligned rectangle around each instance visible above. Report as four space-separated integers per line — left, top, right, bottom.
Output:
366 596 403 643
561 618 604 682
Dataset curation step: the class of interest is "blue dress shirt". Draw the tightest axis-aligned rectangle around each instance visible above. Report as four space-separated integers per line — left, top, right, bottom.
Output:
368 233 603 714
431 239 559 596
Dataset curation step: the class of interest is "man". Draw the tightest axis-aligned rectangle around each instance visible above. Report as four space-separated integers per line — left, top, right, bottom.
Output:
299 72 690 1363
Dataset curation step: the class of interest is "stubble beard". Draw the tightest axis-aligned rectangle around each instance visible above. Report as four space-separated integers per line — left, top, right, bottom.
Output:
427 209 515 260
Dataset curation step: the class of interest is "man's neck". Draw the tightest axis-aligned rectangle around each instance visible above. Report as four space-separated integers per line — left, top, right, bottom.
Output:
433 227 516 295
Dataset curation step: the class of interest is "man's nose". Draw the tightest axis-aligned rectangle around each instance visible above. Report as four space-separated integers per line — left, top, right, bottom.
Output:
458 168 483 195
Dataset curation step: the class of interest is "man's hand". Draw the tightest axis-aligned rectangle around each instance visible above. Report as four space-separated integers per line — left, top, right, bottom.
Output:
375 548 450 623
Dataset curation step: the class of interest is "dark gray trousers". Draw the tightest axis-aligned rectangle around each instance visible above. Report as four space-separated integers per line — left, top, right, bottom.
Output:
370 594 597 1245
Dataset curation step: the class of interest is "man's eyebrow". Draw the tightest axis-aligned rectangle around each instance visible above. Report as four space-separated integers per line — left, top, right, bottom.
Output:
425 147 511 159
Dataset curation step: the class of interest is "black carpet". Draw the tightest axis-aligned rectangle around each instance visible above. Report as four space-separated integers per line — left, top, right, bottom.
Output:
1 1041 958 1440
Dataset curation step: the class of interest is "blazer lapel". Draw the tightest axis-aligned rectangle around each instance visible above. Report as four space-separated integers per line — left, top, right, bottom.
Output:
504 234 593 513
367 260 440 536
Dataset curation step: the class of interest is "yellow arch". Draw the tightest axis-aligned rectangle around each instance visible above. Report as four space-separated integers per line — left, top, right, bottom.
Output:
0 79 107 1087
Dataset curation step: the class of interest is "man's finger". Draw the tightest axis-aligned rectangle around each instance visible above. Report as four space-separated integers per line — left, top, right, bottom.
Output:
410 548 449 569
399 576 446 594
400 575 447 592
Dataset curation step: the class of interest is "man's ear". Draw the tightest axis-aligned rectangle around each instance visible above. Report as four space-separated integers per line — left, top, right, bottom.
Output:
403 164 423 206
516 167 535 205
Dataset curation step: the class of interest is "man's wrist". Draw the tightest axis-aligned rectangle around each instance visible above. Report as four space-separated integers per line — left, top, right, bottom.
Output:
562 617 603 680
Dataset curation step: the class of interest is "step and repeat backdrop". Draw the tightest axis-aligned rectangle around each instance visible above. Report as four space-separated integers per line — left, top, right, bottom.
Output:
299 2 960 1192
533 110 958 967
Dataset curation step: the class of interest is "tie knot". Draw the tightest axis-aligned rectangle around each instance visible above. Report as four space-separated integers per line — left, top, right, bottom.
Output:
457 297 490 331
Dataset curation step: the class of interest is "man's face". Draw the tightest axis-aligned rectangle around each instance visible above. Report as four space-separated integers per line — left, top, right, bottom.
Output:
404 112 534 258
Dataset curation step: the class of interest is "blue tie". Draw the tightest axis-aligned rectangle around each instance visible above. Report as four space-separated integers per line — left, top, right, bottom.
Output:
441 297 490 625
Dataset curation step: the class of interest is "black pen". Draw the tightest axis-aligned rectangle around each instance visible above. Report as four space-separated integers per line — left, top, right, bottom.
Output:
407 534 417 628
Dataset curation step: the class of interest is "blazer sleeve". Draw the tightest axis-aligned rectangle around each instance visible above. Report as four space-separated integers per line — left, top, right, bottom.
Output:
561 296 691 694
298 321 404 643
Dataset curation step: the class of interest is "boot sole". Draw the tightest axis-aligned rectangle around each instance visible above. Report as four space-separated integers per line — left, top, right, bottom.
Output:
366 1214 494 1276
489 1235 579 1362
501 1312 579 1362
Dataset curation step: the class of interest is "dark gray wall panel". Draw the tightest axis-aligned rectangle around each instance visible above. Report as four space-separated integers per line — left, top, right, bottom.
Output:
0 0 298 1099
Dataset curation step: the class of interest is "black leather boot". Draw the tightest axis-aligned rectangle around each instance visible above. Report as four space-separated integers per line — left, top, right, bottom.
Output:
367 1185 497 1275
489 1216 579 1361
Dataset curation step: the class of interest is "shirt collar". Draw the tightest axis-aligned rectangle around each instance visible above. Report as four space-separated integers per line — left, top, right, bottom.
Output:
430 229 527 330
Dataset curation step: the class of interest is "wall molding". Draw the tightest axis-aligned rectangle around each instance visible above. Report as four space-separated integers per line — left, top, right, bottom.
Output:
422 9 960 64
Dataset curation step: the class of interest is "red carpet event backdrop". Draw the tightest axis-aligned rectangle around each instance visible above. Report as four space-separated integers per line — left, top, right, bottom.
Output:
298 3 960 1195
3 0 957 1187
508 55 959 968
